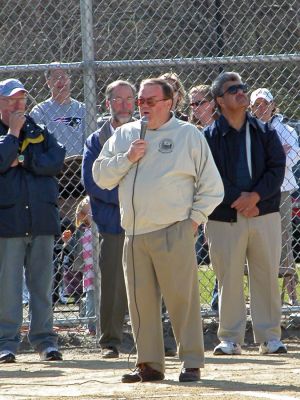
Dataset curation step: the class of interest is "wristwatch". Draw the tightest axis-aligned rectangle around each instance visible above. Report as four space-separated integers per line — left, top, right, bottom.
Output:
18 154 25 163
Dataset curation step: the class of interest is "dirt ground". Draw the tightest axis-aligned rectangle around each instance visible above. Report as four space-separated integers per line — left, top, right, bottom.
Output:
1 324 300 400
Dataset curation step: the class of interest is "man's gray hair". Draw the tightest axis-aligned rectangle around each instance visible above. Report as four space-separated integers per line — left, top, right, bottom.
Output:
211 71 242 99
105 80 136 100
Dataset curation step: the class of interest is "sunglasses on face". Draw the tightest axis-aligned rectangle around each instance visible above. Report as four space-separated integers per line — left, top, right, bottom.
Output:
190 99 209 107
220 84 248 96
136 97 169 107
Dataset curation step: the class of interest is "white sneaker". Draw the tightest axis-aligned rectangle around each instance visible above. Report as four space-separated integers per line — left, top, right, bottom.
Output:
259 340 287 354
213 341 242 355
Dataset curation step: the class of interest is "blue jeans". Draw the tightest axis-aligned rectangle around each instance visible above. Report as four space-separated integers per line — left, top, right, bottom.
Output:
85 290 96 332
0 236 58 353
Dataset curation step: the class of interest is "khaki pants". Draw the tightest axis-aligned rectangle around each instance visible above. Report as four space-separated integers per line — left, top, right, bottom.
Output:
206 212 282 344
123 219 204 373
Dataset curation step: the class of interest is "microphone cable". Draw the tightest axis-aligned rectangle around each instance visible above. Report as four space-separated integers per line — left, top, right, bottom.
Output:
127 158 141 369
127 117 148 370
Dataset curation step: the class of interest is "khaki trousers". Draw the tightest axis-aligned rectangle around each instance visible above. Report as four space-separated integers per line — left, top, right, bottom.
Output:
123 219 204 373
206 212 282 344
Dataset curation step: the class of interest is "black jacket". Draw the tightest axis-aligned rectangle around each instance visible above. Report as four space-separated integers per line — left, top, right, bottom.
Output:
0 115 66 237
203 113 286 222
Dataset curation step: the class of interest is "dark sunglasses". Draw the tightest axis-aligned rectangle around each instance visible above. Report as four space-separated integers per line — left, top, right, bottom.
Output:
190 99 209 107
220 84 248 96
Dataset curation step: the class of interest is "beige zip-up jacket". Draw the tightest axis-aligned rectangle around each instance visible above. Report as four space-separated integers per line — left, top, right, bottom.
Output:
93 115 224 235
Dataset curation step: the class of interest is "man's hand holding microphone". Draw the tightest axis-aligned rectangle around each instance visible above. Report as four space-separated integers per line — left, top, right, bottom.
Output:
126 116 148 163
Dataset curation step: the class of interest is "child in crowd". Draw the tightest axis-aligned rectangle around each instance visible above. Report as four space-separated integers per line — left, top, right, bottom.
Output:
62 196 96 334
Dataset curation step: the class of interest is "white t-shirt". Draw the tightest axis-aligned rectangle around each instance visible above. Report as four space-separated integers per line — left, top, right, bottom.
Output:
271 114 300 192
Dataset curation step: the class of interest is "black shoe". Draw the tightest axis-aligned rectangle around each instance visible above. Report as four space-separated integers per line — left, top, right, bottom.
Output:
164 346 177 357
179 368 201 382
122 363 164 383
101 346 119 359
40 350 63 361
0 352 16 364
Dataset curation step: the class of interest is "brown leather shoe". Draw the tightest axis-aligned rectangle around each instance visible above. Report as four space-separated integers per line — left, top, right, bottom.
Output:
179 368 200 382
122 363 164 383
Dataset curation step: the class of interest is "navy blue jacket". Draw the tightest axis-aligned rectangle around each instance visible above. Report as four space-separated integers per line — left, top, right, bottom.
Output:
82 119 123 234
203 113 286 222
0 115 66 237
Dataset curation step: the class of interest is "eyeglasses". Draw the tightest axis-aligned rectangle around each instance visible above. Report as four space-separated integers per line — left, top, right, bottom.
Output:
190 99 209 107
220 84 248 96
49 73 70 82
136 97 169 107
111 97 135 105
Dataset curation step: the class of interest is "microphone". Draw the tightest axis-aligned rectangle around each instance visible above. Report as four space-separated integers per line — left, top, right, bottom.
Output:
140 116 148 140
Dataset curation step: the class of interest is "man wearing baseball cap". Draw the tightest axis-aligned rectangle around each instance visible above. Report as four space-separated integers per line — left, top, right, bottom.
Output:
0 78 66 363
251 88 300 306
0 79 27 97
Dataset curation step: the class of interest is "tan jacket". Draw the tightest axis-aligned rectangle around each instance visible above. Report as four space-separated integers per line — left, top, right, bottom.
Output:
93 115 224 235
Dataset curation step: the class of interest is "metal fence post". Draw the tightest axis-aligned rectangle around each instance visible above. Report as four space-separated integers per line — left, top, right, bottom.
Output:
80 0 97 138
80 0 100 343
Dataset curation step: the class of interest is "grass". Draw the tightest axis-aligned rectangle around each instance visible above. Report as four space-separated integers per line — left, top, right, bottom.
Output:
198 265 300 307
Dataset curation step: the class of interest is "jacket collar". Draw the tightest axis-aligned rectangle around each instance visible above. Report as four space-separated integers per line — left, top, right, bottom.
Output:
218 112 257 136
0 116 45 152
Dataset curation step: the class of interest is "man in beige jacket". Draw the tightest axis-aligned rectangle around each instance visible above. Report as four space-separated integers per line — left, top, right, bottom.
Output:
93 78 224 383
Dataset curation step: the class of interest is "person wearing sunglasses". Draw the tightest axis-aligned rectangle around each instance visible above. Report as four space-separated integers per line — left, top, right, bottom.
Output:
93 78 224 383
155 72 188 358
189 84 220 308
203 72 287 356
189 84 217 129
251 88 300 307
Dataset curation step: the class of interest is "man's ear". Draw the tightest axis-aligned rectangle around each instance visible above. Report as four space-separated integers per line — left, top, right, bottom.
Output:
167 98 173 111
105 99 110 110
215 96 223 110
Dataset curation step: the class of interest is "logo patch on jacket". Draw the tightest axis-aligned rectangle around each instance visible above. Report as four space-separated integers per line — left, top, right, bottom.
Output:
158 138 174 153
53 117 82 128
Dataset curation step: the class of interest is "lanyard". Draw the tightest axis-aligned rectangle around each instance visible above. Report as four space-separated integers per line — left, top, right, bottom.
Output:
245 121 252 178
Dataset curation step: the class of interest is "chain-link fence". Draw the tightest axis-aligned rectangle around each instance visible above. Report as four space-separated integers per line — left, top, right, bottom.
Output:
0 0 299 337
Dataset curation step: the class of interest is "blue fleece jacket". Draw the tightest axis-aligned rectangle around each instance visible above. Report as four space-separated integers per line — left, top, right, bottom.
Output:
82 120 123 234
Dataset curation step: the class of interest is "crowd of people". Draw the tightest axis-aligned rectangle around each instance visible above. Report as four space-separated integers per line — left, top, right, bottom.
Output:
0 65 298 383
